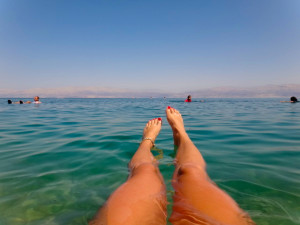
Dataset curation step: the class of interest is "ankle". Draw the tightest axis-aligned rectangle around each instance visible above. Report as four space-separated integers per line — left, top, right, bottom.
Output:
173 128 187 137
141 137 155 148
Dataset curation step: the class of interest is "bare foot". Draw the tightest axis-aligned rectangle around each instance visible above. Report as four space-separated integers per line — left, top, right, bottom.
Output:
165 106 188 146
142 118 162 147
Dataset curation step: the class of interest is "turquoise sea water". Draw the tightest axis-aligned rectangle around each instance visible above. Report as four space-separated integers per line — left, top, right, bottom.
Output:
0 98 299 225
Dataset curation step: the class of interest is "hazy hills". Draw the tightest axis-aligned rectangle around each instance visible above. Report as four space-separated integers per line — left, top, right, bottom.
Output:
1 84 299 98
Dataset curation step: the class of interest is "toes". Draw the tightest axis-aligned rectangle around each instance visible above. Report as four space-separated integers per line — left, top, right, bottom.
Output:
155 118 161 125
150 119 154 126
150 119 155 125
147 118 162 126
147 119 153 127
166 106 182 118
155 118 162 125
166 106 176 114
166 106 173 113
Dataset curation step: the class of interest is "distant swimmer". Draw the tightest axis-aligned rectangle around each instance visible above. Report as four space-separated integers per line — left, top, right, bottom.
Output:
7 97 41 104
33 96 41 103
185 95 192 102
26 96 42 104
291 96 298 103
280 96 298 103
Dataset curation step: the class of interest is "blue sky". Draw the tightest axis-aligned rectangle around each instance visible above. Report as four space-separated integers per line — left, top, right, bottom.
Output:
1 0 300 95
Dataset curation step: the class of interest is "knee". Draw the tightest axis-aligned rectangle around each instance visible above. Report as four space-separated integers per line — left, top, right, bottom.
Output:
132 162 158 176
176 164 206 179
130 163 165 190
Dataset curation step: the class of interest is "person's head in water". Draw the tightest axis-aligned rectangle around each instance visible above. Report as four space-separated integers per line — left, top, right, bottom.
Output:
8 100 12 104
290 96 298 103
34 96 40 102
185 95 192 102
19 100 23 104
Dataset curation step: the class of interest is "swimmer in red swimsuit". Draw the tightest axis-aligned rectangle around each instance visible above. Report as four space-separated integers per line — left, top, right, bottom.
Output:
185 95 192 102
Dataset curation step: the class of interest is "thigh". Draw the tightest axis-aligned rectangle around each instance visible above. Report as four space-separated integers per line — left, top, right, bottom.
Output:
170 165 253 225
90 163 167 225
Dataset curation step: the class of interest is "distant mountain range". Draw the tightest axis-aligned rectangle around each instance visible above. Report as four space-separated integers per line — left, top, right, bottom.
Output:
186 84 300 98
1 84 299 98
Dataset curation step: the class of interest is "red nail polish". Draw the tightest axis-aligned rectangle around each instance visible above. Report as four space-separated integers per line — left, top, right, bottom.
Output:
158 118 161 121
167 106 171 109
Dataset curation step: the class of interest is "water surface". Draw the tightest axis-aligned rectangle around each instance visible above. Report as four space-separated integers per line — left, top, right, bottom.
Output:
0 98 299 225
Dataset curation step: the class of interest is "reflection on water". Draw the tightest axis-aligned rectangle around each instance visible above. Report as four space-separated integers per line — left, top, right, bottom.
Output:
0 98 299 225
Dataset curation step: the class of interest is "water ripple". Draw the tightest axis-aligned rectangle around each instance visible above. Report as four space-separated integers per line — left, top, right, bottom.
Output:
0 98 299 225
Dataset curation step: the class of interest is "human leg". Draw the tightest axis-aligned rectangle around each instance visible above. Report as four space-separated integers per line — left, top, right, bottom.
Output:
89 118 167 225
166 106 255 225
